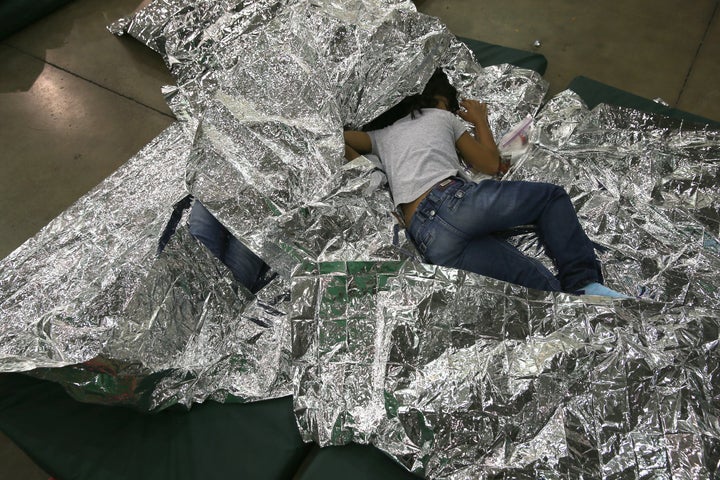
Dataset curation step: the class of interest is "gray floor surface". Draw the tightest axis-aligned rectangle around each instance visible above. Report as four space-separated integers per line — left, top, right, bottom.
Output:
0 0 718 478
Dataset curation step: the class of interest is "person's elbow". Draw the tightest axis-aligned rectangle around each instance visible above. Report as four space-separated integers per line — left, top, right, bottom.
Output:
456 134 500 175
468 152 501 175
343 130 372 154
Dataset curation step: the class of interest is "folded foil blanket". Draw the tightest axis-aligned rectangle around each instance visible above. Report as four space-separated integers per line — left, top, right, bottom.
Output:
0 0 718 477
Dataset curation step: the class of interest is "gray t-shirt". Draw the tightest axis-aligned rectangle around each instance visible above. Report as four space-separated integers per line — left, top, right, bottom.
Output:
367 108 467 207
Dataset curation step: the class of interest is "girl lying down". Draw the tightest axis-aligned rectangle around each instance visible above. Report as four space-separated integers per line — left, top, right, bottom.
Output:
344 69 628 298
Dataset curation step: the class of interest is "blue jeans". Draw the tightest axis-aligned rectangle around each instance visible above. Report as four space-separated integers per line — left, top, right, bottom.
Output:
188 200 270 292
407 178 602 292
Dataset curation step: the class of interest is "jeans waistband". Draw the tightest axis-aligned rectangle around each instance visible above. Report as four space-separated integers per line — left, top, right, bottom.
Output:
426 176 465 204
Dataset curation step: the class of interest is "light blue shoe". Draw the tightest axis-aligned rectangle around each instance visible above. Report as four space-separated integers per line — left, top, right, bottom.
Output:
577 282 631 299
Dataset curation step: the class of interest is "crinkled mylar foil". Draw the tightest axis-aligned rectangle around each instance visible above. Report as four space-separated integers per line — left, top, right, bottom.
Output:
0 124 293 409
1 0 719 477
292 260 720 478
0 124 190 373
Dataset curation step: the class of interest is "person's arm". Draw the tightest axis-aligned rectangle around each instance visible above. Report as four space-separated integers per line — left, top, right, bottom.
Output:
345 144 362 161
455 100 507 175
343 130 372 161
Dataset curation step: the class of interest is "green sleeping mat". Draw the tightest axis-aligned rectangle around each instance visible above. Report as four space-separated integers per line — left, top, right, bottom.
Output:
459 36 548 75
0 374 312 479
0 0 74 41
568 75 719 128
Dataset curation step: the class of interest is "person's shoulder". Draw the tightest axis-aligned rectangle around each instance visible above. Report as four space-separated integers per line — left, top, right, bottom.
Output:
426 108 455 119
427 108 460 125
388 111 414 127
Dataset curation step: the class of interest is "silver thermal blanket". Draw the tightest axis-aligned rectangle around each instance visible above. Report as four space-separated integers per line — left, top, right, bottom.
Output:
0 0 718 477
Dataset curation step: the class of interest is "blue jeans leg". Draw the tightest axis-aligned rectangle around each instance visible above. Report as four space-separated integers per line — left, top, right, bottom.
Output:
188 200 268 291
188 200 228 260
409 179 602 292
223 235 267 291
460 236 561 290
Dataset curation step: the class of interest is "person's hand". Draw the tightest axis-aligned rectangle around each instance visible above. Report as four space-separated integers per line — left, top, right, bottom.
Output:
497 156 510 175
458 99 489 125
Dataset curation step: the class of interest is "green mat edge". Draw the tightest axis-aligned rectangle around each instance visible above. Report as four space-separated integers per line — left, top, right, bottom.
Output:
0 0 75 41
568 75 720 128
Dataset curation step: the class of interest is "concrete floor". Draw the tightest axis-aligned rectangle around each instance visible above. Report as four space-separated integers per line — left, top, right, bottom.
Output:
0 0 718 478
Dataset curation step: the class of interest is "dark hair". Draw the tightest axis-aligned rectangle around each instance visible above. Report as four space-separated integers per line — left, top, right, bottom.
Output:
362 68 459 131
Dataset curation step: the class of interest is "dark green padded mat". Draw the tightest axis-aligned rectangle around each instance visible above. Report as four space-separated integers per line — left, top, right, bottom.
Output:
0 0 74 41
0 374 312 480
296 443 421 479
459 36 547 75
569 75 720 128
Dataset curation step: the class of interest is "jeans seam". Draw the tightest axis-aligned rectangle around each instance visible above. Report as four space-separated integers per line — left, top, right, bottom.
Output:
409 220 430 254
458 237 561 291
420 230 433 254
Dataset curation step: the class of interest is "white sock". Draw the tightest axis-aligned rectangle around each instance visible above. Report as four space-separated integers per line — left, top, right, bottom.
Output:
578 282 630 299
